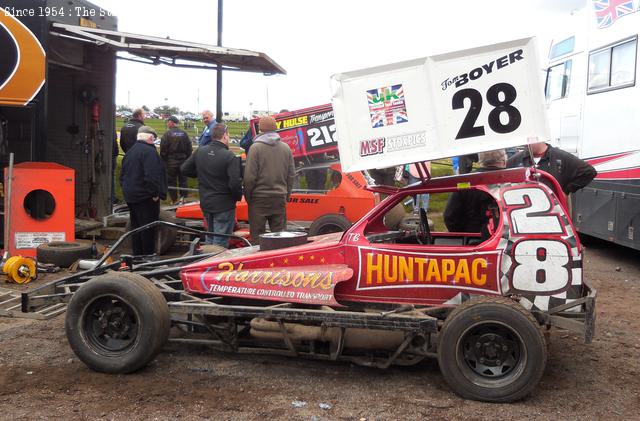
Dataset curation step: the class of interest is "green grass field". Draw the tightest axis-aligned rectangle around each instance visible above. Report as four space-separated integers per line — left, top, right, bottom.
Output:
115 118 249 141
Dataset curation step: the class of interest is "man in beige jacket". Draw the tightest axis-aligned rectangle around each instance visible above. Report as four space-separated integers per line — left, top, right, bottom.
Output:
243 116 295 242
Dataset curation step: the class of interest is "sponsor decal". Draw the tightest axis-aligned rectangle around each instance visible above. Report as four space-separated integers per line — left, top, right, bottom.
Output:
188 262 353 305
367 84 408 128
359 131 427 157
357 247 500 293
275 115 309 130
441 49 524 91
309 110 334 124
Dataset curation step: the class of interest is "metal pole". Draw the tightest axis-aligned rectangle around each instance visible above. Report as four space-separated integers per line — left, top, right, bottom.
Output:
3 153 14 260
215 0 223 123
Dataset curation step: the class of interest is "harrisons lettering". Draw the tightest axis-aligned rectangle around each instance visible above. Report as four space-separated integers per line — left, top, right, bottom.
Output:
441 49 524 91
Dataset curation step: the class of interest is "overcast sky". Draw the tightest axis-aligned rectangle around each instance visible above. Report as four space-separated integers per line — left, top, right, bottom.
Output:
90 0 587 116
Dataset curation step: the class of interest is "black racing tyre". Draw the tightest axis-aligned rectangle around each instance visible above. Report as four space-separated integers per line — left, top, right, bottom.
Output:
437 296 547 402
65 272 170 374
123 210 178 255
36 241 93 268
308 214 351 236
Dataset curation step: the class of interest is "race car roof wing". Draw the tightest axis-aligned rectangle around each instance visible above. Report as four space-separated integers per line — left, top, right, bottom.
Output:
331 37 549 173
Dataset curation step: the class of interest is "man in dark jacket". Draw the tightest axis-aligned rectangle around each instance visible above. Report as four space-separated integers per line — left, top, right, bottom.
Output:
119 108 145 153
507 142 597 195
243 116 295 242
160 115 192 203
444 150 505 237
181 124 242 247
120 126 167 255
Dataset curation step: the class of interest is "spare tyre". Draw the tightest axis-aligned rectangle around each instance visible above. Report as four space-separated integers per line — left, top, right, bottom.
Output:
123 210 178 255
308 214 351 236
260 231 308 251
37 241 93 268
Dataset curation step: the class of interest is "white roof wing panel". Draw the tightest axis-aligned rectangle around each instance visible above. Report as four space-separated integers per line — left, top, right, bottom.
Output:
331 37 549 172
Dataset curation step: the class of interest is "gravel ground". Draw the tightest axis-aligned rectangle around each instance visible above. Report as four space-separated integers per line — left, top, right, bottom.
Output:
0 235 638 420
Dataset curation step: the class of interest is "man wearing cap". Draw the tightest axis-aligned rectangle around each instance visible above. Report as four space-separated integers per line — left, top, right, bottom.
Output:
197 110 218 147
181 124 242 248
120 108 145 153
160 115 192 204
120 126 168 255
243 116 295 242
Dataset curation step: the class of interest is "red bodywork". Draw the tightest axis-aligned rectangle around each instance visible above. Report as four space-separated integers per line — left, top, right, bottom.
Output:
181 168 585 313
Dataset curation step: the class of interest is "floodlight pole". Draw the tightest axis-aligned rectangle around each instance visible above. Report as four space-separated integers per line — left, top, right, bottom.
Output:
216 0 223 123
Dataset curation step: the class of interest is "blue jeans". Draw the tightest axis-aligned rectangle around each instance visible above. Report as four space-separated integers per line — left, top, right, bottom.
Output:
204 209 235 248
408 175 430 213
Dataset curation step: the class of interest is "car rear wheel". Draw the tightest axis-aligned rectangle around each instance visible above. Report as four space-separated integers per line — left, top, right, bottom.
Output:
308 214 351 236
65 272 170 374
437 296 547 402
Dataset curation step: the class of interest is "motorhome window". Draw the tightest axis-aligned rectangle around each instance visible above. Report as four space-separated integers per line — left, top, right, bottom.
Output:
549 36 575 60
588 38 637 92
546 61 572 101
588 50 610 90
611 40 636 86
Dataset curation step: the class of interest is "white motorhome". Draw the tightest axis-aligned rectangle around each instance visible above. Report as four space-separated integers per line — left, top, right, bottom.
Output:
545 6 640 250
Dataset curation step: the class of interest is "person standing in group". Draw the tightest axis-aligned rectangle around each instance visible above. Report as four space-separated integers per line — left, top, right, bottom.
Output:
119 108 145 153
181 124 242 247
197 110 218 147
120 126 167 255
160 115 192 204
507 142 597 195
243 116 295 243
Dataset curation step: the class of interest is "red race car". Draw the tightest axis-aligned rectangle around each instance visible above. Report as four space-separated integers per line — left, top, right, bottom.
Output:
21 38 596 403
23 167 595 402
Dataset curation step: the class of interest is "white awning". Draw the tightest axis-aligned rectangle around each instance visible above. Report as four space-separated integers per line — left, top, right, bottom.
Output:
50 23 286 75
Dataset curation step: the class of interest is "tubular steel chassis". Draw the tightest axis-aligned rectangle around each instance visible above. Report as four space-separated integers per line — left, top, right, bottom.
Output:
20 221 596 367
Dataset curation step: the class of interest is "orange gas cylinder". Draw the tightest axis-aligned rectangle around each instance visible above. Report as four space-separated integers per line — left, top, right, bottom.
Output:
4 162 75 258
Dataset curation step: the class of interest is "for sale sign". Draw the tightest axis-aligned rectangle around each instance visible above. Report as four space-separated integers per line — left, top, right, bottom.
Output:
331 37 549 172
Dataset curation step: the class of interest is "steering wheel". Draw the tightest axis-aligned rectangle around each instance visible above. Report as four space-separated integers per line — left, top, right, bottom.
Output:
417 207 431 245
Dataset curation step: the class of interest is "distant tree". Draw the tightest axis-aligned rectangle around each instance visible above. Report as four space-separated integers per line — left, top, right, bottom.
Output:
116 105 132 112
142 105 150 112
153 105 180 116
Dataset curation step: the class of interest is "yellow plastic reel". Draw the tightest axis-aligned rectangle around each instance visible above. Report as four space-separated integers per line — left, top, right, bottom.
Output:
3 256 37 284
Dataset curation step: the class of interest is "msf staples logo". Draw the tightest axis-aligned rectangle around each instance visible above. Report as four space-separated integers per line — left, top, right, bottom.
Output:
360 138 385 157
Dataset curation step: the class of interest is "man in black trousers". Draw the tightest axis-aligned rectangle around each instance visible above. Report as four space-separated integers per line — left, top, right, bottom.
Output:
120 126 167 255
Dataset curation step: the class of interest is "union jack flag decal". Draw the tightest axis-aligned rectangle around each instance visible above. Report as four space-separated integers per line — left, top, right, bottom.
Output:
592 0 636 29
366 84 408 128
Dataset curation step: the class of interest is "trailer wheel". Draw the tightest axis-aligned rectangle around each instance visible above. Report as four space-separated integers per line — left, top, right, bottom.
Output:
437 296 547 402
36 241 93 268
123 210 177 255
65 272 170 374
308 214 351 236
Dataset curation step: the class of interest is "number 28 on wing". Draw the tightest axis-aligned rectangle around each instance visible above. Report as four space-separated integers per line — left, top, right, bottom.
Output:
433 37 549 150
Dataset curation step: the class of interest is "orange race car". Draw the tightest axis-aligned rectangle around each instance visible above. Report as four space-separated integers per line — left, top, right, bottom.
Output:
175 162 376 236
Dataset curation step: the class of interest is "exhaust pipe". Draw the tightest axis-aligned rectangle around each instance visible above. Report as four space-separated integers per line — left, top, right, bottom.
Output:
250 318 405 350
